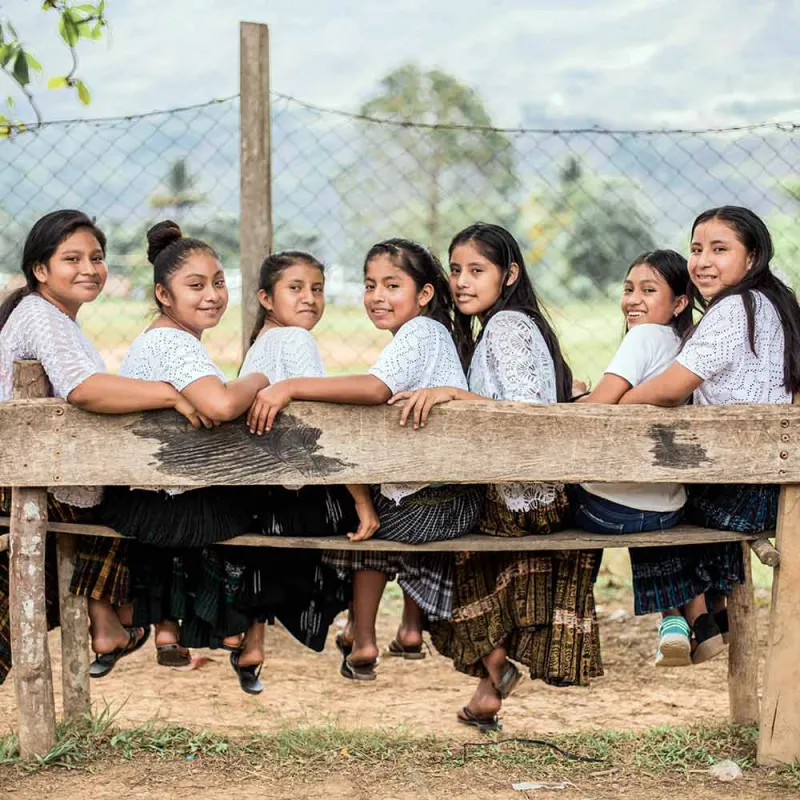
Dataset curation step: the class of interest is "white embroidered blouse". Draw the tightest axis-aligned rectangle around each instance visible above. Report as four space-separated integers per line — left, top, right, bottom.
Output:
0 294 106 507
368 315 468 504
468 310 561 512
240 326 326 382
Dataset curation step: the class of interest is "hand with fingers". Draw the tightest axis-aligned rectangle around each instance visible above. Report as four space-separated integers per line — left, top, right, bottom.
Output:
388 387 460 429
175 396 217 429
247 383 293 434
347 495 381 542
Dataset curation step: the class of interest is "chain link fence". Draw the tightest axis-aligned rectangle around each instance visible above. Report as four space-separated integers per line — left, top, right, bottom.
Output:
1 94 798 381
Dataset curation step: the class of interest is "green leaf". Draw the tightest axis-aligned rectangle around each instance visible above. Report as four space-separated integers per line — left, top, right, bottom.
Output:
75 4 99 13
47 76 69 89
75 79 91 105
7 22 18 39
24 52 43 72
99 0 106 14
0 45 12 68
5 96 14 110
58 13 80 46
12 51 30 86
90 21 104 39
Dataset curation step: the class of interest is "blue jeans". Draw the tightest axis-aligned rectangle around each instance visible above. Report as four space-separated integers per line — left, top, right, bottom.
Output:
572 485 683 534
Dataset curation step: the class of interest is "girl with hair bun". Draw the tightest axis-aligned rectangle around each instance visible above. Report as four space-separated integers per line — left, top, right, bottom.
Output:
394 222 601 732
621 206 800 666
0 210 210 685
101 220 271 693
248 238 483 682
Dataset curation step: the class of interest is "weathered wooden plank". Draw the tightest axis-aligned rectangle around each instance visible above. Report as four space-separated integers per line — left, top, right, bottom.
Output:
0 399 798 487
750 537 780 567
758 484 800 764
727 543 760 725
56 534 90 720
0 517 765 551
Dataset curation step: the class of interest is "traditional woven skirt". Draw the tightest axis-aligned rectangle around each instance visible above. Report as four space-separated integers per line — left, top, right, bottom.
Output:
0 487 94 685
236 485 357 651
429 484 603 686
629 484 777 615
71 536 132 607
322 484 484 622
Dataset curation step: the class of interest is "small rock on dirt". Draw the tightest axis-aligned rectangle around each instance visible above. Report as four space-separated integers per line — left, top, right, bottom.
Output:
709 759 743 782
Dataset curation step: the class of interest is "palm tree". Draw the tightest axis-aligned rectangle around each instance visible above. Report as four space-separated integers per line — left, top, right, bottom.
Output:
149 157 205 219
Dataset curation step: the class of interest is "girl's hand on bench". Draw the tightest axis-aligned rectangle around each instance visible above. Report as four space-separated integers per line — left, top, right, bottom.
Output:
175 397 216 430
389 387 459 429
247 384 292 434
347 497 381 542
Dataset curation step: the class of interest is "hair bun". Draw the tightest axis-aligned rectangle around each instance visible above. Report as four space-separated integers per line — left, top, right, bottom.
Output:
146 220 183 264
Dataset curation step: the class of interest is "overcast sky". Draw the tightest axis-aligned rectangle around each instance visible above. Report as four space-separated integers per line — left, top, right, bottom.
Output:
3 0 799 128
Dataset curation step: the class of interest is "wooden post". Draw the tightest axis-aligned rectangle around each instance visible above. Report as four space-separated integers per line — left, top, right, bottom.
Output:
239 21 272 354
758 483 800 764
9 361 56 756
56 533 90 719
727 543 759 724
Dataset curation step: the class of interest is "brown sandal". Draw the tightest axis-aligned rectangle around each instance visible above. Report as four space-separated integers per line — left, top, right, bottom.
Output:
156 643 192 667
384 639 427 660
494 661 522 699
340 656 378 681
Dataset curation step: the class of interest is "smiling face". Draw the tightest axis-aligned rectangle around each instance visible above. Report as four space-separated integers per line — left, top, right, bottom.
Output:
32 228 107 318
689 219 754 301
622 263 688 328
259 262 325 331
448 241 517 318
363 254 433 334
155 250 228 336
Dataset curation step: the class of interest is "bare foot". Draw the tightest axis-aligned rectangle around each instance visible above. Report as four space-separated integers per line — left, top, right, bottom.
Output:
394 624 423 651
350 641 380 665
154 621 190 659
462 677 502 720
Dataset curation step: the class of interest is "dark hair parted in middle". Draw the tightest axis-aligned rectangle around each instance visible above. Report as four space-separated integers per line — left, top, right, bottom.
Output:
364 238 453 332
626 249 693 336
248 250 325 345
449 222 573 403
146 220 218 311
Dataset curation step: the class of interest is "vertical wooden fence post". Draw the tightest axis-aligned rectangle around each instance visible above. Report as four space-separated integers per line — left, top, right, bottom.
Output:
726 542 759 724
758 483 800 764
9 361 56 757
239 21 272 354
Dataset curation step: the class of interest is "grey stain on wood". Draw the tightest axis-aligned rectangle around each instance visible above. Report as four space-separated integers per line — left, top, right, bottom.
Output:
648 422 712 469
129 410 353 483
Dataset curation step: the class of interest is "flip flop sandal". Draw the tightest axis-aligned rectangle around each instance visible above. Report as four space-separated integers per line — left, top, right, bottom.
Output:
156 643 192 668
90 626 151 679
335 632 353 659
340 655 378 681
383 639 427 660
457 706 502 734
230 650 264 695
494 661 522 699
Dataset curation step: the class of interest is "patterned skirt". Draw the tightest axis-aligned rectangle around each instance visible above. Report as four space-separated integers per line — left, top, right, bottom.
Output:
70 536 132 607
430 484 603 686
629 484 777 615
322 484 484 622
0 487 94 686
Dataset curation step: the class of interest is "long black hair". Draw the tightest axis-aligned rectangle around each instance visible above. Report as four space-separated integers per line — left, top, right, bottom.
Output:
146 220 218 312
688 206 800 392
449 222 573 402
625 249 693 336
364 238 453 332
248 250 325 345
0 210 107 332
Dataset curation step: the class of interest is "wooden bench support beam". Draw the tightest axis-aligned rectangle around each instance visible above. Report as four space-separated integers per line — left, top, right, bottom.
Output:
727 543 759 724
750 537 780 567
758 484 800 764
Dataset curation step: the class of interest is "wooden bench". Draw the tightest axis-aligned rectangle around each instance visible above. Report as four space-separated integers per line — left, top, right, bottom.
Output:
1 360 797 764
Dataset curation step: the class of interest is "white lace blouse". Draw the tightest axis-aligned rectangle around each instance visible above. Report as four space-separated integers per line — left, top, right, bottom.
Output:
369 315 468 504
676 292 791 406
240 326 326 382
0 294 106 507
468 310 561 512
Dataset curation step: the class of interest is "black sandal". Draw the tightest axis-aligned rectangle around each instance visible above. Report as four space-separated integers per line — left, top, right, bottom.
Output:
384 639 427 660
156 643 192 667
90 626 151 679
335 632 353 659
340 656 378 681
494 661 522 699
230 650 264 695
457 706 502 733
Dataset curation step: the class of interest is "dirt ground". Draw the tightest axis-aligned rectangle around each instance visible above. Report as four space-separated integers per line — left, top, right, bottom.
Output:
0 572 783 799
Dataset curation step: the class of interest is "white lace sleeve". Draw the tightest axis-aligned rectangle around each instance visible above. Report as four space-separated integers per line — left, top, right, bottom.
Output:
368 317 433 393
677 296 744 380
483 312 551 403
242 327 326 381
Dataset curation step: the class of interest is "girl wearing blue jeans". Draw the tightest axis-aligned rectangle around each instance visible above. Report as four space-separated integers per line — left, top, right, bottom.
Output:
573 250 692 666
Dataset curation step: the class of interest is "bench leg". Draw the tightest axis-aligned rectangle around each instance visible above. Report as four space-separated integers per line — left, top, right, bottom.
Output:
758 484 800 764
727 542 759 724
9 487 56 757
56 534 90 719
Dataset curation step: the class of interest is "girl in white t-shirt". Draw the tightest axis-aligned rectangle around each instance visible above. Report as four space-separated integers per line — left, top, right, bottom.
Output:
101 220 271 692
237 250 377 653
0 211 209 685
247 239 483 681
572 250 692 666
621 206 800 665
392 223 600 733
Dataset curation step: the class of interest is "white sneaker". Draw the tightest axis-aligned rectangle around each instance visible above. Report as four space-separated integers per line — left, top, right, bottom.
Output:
655 617 692 667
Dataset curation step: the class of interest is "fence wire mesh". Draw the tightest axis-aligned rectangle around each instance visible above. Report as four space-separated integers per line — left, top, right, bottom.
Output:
1 94 798 381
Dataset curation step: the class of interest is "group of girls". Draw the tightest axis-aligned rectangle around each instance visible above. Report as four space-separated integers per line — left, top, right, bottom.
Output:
0 202 797 733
